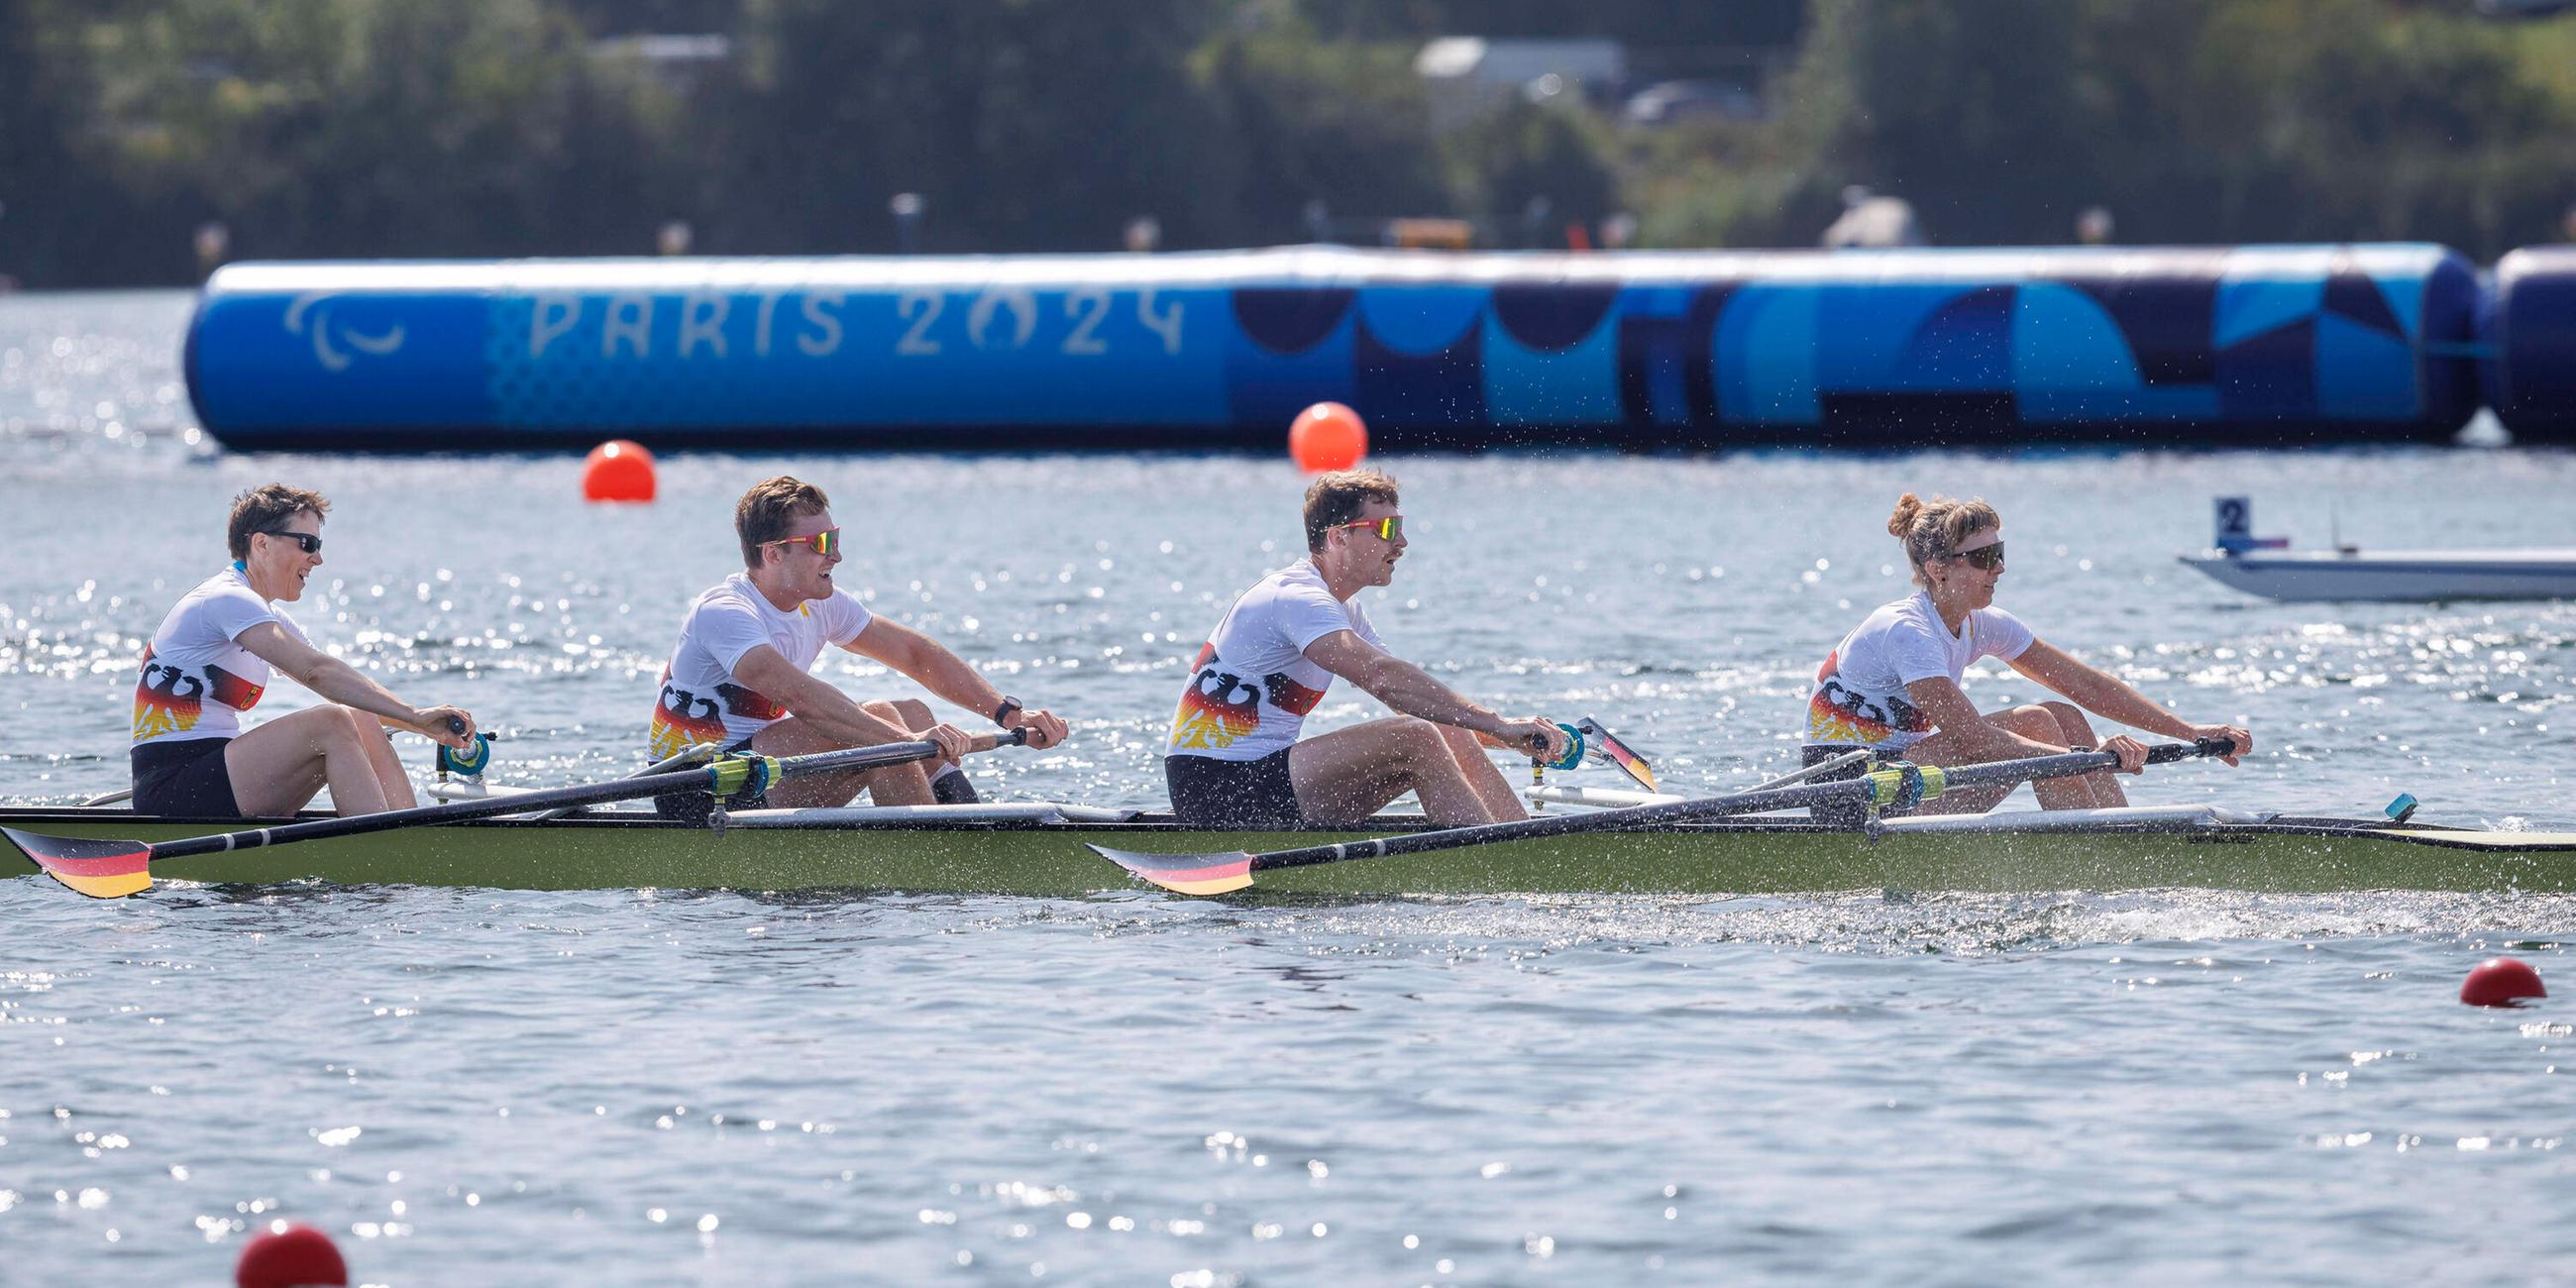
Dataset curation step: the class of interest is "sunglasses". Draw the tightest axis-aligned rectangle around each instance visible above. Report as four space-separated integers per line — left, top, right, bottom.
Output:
1948 541 2004 570
1336 515 1404 541
259 530 323 556
761 528 841 558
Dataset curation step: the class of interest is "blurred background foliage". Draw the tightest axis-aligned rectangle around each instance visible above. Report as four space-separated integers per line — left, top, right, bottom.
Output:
3 0 2573 284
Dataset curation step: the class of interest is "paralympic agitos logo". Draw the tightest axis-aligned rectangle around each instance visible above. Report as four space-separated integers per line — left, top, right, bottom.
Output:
284 292 407 372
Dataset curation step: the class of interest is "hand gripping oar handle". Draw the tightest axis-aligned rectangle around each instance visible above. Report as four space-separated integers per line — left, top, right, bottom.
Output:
2144 735 2240 765
1095 737 2236 894
8 728 1028 898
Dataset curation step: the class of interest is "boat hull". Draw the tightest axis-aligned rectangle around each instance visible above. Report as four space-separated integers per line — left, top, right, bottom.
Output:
8 806 2575 896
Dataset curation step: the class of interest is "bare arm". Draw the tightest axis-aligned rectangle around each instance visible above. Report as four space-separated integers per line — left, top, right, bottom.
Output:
2006 640 2196 738
733 643 919 746
234 621 476 748
2007 640 2250 764
1304 630 1564 758
1902 675 2070 762
841 618 1071 748
844 618 1009 718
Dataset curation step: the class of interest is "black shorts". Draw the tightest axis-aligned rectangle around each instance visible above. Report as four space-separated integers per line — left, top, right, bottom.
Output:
1800 744 1920 827
1165 749 1302 829
653 738 765 822
132 739 242 817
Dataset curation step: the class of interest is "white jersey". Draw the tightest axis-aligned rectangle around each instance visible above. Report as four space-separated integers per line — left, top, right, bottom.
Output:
1804 590 2034 752
650 574 873 758
133 564 310 746
1166 560 1385 763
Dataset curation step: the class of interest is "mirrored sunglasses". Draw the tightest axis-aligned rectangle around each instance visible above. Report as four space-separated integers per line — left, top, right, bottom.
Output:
763 528 841 557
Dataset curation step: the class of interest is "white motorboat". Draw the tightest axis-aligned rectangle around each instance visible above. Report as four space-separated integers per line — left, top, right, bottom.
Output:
2178 496 2576 602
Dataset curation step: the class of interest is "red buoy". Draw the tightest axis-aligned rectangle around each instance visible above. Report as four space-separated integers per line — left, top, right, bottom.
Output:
236 1222 348 1288
583 439 658 502
1288 402 1368 473
2460 957 2546 1008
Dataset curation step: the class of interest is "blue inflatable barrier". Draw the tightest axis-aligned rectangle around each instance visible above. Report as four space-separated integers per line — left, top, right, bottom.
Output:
184 245 2484 451
2481 246 2576 444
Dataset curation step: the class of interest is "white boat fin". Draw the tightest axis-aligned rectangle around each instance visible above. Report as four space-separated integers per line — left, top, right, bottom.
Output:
1527 784 1688 809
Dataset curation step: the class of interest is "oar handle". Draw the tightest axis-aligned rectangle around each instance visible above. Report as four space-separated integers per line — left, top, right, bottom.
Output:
974 727 1031 753
444 715 468 736
2139 735 2239 765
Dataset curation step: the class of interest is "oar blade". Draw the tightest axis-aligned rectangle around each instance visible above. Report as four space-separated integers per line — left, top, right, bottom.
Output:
1578 718 1659 794
1088 844 1255 896
3 827 155 899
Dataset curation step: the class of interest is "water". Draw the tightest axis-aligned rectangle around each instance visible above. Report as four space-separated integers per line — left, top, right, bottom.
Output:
4 290 2574 1284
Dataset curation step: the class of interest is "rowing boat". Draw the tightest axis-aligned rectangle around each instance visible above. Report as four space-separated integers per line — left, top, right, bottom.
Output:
7 802 2573 896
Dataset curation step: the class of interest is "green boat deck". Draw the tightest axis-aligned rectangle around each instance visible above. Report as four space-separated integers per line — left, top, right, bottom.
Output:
10 806 2576 896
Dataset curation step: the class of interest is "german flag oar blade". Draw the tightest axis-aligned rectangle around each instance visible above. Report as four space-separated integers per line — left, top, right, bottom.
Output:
4 827 156 899
1087 845 1255 896
1578 719 1659 794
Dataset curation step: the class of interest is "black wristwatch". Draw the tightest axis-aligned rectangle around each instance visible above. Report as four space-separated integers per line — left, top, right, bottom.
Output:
991 696 1023 727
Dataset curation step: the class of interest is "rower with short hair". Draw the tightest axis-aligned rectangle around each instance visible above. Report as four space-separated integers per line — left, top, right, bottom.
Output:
1163 469 1569 828
1801 491 2251 819
648 476 1068 821
130 483 480 818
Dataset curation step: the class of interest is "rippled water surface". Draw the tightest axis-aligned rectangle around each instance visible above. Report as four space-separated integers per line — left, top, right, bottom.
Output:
4 290 2574 1284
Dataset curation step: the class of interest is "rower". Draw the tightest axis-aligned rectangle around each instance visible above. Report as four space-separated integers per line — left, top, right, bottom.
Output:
129 483 480 818
1800 491 2251 821
647 476 1069 821
1163 469 1570 827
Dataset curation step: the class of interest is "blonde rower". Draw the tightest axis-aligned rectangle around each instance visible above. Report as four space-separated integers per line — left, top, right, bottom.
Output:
1801 492 2249 819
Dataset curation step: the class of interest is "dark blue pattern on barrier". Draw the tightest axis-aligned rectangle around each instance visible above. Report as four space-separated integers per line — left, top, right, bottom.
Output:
184 245 2508 451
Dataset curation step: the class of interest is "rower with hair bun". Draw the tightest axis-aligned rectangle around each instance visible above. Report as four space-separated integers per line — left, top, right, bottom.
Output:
1799 491 2251 822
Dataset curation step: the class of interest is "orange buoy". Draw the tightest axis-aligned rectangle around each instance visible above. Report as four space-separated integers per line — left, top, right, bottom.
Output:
2460 957 2546 1007
1288 402 1368 473
237 1223 349 1288
582 439 657 502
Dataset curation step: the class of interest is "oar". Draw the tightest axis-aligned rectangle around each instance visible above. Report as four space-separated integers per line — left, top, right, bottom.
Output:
1574 717 1658 793
9 728 1026 899
1099 736 2239 894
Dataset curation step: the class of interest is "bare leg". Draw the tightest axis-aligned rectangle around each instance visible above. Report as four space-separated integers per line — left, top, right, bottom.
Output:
1289 716 1514 826
1438 724 1529 819
358 719 420 809
750 704 936 808
226 706 401 817
1904 705 2108 814
2039 701 2125 807
884 698 973 798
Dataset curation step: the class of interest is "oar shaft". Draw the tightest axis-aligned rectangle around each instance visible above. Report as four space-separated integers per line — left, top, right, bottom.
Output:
1253 738 2231 874
142 731 1018 862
